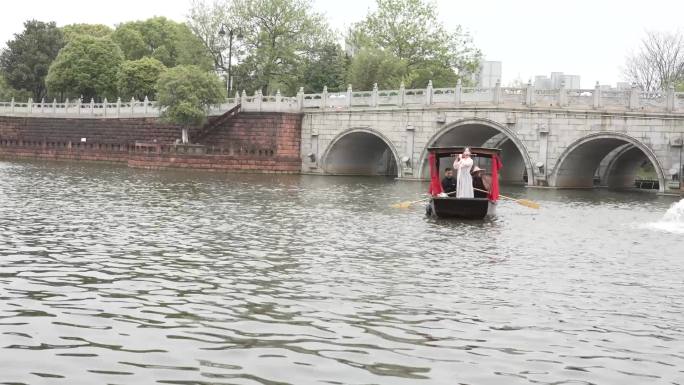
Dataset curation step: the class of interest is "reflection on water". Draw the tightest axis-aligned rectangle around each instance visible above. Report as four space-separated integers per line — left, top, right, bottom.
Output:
0 160 683 385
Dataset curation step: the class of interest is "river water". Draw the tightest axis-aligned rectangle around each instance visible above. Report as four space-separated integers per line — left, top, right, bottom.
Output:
0 160 682 385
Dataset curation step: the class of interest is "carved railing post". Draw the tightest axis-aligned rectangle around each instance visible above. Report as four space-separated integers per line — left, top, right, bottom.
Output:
255 90 262 111
666 84 675 112
493 79 502 105
65 98 70 114
321 86 328 110
103 98 108 117
116 97 121 117
52 98 57 114
90 98 95 115
346 84 353 108
41 98 45 113
144 96 149 114
28 98 33 114
372 83 379 107
525 81 535 106
10 97 15 113
558 81 567 107
455 79 462 105
629 84 639 110
130 97 135 115
77 98 82 115
593 81 601 109
425 80 433 106
275 89 282 112
399 82 405 107
297 87 304 111
241 90 248 106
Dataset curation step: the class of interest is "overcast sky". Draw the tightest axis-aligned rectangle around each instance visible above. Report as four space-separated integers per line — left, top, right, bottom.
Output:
1 0 682 88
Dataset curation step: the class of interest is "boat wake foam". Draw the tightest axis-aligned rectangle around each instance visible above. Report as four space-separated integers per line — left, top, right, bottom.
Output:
643 199 684 234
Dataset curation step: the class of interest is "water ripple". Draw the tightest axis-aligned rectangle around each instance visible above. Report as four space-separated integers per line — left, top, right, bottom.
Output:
0 161 683 384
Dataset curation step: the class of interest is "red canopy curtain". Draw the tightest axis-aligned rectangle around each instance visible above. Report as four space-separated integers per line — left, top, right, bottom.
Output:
488 154 503 201
428 152 443 196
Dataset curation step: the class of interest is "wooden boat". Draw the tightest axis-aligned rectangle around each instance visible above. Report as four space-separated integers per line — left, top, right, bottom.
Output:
425 146 502 219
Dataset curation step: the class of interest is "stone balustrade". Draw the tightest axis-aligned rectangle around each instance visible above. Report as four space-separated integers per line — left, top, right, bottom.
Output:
0 96 234 118
1 81 683 118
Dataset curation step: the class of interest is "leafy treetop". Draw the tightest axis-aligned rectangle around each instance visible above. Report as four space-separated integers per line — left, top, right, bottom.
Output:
347 0 480 88
0 20 64 100
156 65 225 127
112 17 213 69
117 57 167 100
45 35 124 100
62 23 113 42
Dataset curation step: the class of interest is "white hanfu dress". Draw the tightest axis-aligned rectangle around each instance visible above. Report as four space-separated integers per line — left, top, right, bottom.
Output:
454 157 474 198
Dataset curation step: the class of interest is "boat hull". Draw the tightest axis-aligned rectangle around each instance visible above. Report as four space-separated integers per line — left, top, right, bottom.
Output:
427 197 495 219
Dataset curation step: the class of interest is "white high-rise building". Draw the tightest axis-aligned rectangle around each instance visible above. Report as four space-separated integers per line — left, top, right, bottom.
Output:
534 75 551 89
534 72 581 89
476 61 502 88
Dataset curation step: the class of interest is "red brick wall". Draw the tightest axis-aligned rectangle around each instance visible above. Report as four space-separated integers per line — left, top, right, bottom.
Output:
0 112 303 173
0 144 131 164
198 112 302 159
0 116 184 144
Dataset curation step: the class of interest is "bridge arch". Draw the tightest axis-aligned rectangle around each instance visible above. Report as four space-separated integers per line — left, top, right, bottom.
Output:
550 132 666 192
417 118 534 185
321 128 401 177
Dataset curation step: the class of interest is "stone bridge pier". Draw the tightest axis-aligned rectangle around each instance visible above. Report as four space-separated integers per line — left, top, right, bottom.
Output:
300 107 684 193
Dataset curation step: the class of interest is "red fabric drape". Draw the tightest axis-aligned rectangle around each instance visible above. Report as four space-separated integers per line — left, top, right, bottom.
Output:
428 152 444 196
488 154 503 201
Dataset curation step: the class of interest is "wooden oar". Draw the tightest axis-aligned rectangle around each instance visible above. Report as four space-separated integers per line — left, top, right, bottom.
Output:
473 188 540 209
391 196 430 209
391 191 457 209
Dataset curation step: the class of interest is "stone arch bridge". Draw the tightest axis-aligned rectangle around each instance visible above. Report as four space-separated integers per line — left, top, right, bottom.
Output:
293 83 684 193
2 83 683 192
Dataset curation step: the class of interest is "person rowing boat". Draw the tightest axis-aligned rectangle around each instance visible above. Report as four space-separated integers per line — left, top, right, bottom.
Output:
471 166 491 198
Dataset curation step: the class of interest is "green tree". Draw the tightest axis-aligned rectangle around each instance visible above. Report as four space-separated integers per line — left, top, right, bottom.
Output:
401 61 459 90
298 43 348 93
46 36 124 100
117 57 167 100
112 17 212 69
190 0 336 95
236 0 334 94
111 23 148 60
175 24 214 70
187 0 233 73
346 49 407 90
62 23 113 42
348 0 480 88
0 20 64 100
0 76 32 100
156 65 225 128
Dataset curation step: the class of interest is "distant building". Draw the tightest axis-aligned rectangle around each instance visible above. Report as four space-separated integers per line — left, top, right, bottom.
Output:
534 75 551 89
598 82 633 91
475 61 502 88
534 72 581 89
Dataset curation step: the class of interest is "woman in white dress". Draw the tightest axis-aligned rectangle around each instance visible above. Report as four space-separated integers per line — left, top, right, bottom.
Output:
453 148 474 198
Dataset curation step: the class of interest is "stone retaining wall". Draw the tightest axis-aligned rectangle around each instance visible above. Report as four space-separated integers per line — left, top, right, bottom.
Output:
0 112 303 173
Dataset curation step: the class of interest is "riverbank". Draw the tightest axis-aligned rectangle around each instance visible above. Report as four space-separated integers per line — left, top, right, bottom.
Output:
0 111 303 173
